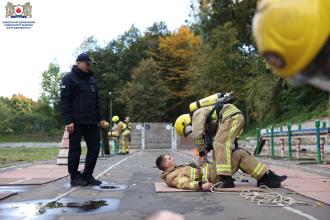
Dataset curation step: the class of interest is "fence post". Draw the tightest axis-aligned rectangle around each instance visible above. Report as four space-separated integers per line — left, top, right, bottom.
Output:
141 125 145 150
266 139 270 156
171 126 174 150
271 126 275 159
287 123 292 159
280 139 285 157
100 129 105 157
322 121 327 128
315 120 321 163
296 138 301 159
256 128 261 155
174 129 178 150
321 138 325 162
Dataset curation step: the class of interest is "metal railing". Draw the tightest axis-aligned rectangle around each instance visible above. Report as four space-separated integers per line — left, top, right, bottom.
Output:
255 120 329 163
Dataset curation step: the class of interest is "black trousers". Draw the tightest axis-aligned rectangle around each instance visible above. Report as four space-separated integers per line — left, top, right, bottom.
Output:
68 124 100 178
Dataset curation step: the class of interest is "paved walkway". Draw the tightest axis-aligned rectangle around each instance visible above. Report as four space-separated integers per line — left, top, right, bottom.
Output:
0 150 329 220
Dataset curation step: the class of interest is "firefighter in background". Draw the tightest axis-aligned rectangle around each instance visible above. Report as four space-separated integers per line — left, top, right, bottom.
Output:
125 117 132 130
252 0 330 93
124 116 132 150
109 115 130 155
175 93 244 188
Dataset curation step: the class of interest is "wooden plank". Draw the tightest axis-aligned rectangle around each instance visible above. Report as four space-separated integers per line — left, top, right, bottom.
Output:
0 164 83 186
267 164 330 205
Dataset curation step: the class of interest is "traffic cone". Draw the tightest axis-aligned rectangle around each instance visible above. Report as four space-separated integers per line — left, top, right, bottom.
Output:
194 147 199 156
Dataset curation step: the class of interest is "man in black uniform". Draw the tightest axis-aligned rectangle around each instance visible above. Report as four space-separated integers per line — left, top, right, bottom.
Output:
60 53 108 186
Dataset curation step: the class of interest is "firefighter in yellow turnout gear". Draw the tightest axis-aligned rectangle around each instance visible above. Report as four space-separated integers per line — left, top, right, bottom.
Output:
109 115 130 155
156 149 287 190
175 92 287 188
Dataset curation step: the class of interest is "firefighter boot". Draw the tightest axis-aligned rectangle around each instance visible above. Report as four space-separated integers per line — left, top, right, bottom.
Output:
218 175 235 188
268 170 287 183
257 172 281 188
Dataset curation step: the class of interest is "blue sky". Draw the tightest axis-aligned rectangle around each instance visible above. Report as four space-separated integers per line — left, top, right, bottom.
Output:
0 0 192 100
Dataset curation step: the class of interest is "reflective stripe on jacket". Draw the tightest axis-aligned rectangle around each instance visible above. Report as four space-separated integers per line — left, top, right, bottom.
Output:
160 163 217 190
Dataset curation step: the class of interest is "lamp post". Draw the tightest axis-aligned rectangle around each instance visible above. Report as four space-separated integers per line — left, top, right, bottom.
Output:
109 91 112 129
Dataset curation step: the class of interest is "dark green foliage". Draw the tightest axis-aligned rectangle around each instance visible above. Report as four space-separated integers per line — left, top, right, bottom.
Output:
118 58 171 122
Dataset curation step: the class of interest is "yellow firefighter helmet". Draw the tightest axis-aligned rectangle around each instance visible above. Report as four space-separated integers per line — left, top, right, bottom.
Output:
174 114 192 137
112 115 120 123
252 0 330 77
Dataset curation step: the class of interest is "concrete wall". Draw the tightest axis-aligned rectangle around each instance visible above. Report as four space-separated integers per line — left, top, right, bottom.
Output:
130 123 172 149
129 122 194 150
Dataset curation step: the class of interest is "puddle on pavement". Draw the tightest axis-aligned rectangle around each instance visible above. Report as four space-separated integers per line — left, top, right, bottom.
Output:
0 185 30 193
0 197 120 220
94 184 127 191
63 181 127 191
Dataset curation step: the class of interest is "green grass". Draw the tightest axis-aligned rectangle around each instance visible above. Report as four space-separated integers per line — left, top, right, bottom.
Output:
0 131 63 143
0 146 87 168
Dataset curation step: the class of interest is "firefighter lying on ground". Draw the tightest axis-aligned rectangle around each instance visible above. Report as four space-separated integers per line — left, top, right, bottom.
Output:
156 151 287 191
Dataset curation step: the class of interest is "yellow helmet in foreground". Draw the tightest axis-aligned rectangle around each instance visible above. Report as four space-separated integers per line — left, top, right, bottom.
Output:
174 114 192 137
252 0 330 78
112 115 120 123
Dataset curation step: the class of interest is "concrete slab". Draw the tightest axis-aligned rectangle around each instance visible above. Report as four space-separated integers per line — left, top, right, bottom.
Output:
0 192 17 201
0 164 83 186
319 164 330 169
155 182 194 192
268 164 330 205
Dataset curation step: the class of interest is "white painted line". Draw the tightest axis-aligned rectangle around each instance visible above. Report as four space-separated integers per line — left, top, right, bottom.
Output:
283 206 318 220
175 151 319 220
51 151 142 202
51 187 77 201
9 178 32 184
95 151 142 179
0 163 31 171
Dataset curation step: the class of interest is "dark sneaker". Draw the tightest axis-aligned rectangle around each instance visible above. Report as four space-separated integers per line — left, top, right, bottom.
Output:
268 170 287 183
217 175 235 188
257 173 281 188
82 174 102 186
70 174 88 187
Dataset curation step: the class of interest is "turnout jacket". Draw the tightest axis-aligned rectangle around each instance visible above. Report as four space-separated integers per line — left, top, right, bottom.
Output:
191 104 241 154
160 163 217 190
60 65 103 125
109 121 130 137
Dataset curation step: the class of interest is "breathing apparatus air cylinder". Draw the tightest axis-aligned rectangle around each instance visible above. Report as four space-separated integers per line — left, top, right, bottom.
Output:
189 92 233 113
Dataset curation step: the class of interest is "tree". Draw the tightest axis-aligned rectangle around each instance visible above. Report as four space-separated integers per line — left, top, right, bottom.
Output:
151 26 202 120
118 58 170 122
10 94 33 113
40 63 63 110
0 101 13 133
74 36 99 57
